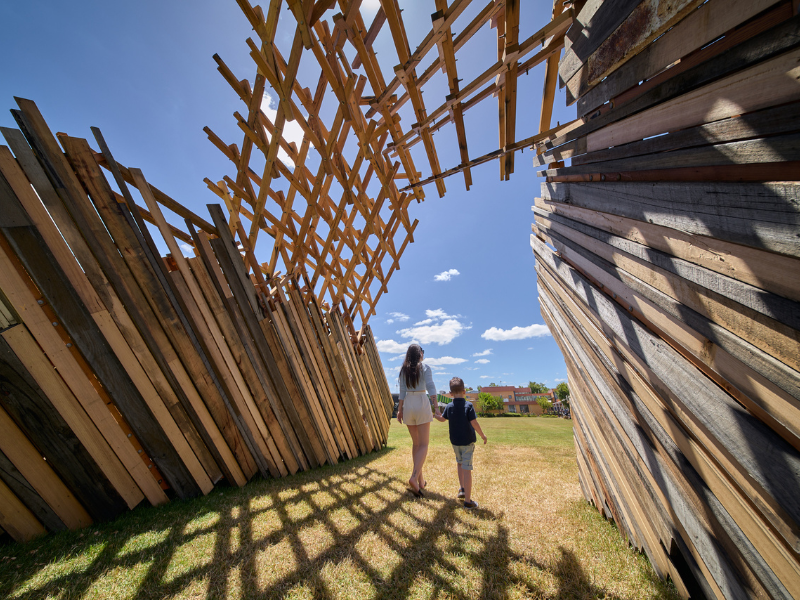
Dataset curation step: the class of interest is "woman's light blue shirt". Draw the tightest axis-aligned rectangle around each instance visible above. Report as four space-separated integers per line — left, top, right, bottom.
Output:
398 362 437 399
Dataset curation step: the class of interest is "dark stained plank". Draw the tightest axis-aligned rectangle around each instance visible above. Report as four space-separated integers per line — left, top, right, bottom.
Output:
558 0 643 86
544 15 800 152
0 450 65 533
0 335 127 521
542 132 800 178
0 171 200 500
539 101 800 167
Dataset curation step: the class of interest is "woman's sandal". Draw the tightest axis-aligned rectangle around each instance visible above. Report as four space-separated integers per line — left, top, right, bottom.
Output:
407 487 423 498
408 478 423 498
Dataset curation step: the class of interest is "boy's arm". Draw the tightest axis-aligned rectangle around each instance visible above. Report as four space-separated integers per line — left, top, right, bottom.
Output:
470 419 487 444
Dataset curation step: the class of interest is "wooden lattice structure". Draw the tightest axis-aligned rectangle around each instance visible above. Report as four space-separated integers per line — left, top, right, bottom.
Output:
204 0 577 333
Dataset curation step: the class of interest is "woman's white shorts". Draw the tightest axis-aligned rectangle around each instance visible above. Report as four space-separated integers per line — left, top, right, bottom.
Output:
403 391 433 425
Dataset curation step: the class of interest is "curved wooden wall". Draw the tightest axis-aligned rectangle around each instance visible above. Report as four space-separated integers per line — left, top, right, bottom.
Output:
532 1 800 598
0 98 392 542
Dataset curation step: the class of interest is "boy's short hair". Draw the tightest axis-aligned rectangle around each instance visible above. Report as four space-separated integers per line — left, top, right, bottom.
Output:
449 377 465 393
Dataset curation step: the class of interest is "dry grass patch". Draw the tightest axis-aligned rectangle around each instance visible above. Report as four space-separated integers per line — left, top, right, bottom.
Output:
0 418 678 599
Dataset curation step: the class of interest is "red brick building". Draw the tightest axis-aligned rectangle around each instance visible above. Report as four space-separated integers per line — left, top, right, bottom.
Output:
478 386 556 415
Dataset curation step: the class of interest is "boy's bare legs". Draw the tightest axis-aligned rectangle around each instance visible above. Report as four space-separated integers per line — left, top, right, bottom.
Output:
456 464 473 501
406 423 430 491
462 468 473 502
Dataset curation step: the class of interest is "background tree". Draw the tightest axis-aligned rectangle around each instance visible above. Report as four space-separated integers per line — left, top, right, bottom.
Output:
555 382 569 400
478 392 503 411
529 381 549 394
537 396 553 414
489 382 497 387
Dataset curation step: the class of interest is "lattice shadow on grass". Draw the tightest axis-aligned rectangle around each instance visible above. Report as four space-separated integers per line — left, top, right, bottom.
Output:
2 449 628 600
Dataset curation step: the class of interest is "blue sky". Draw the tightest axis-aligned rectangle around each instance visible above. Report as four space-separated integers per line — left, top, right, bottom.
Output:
0 0 575 393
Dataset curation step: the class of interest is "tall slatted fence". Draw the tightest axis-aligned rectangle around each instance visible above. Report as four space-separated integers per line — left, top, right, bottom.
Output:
0 98 392 543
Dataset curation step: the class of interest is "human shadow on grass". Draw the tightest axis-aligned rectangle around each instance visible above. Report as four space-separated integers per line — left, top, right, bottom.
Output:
0 448 651 600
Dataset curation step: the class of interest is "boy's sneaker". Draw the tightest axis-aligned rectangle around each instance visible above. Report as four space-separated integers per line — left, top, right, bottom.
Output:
463 500 479 509
457 487 465 499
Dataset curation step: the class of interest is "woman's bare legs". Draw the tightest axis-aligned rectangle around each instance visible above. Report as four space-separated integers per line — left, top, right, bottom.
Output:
406 422 430 491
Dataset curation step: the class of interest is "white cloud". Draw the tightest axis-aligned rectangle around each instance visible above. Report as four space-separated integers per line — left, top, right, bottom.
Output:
386 319 394 324
376 339 417 354
262 93 306 168
472 349 492 357
480 376 490 379
475 359 490 364
389 355 405 361
426 308 458 320
554 378 566 382
414 318 434 326
464 367 478 371
361 0 381 16
434 268 460 282
180 243 195 257
527 347 534 350
388 312 410 322
482 324 552 341
397 319 468 345
425 356 467 366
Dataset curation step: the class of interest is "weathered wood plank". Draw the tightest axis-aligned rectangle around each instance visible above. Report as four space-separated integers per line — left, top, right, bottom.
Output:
533 197 800 303
575 0 787 116
538 268 800 597
0 332 126 521
540 283 786 599
0 475 44 543
2 144 199 500
558 0 643 87
541 181 800 258
544 132 800 178
1 128 223 487
544 20 800 154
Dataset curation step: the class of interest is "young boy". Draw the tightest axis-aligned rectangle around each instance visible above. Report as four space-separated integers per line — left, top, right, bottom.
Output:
435 377 487 508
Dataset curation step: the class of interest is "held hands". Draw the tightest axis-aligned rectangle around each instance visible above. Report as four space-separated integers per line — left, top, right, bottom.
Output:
432 396 442 419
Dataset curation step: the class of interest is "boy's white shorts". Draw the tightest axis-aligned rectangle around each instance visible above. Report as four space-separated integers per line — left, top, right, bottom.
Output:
452 443 475 470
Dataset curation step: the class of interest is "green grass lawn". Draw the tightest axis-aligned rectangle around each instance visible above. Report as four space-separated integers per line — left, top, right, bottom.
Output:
0 418 678 599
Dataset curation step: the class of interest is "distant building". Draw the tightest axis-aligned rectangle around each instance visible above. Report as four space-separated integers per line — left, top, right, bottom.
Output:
478 385 556 414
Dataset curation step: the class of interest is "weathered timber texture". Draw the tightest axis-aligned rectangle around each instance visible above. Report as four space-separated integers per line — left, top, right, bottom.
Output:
532 5 800 599
0 101 391 542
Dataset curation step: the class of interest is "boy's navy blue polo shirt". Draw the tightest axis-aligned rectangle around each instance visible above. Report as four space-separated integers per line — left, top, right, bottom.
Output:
441 398 477 446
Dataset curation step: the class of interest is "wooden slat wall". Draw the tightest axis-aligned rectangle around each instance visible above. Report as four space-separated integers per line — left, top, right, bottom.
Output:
0 99 391 543
532 2 800 598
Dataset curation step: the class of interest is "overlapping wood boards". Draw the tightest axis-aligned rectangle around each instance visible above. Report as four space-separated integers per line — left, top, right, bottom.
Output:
0 99 391 542
532 3 800 598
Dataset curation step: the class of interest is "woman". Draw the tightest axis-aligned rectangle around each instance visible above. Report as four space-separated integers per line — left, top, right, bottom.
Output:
397 343 440 496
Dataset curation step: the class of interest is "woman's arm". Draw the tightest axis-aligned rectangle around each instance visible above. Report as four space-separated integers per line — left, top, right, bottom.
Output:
397 373 405 423
423 365 441 416
424 364 437 397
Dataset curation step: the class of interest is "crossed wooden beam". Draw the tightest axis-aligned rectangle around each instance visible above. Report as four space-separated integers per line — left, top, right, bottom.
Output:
205 0 573 336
